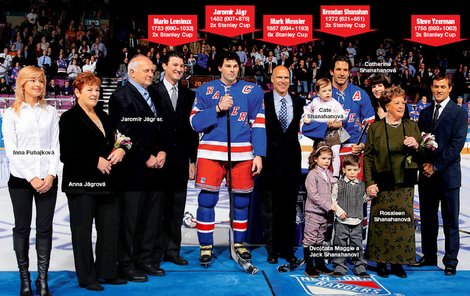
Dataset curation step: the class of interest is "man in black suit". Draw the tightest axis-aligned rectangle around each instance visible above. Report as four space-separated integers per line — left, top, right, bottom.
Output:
152 51 198 266
264 56 277 80
46 79 60 96
109 55 166 282
414 73 467 276
259 65 305 263
208 45 220 75
126 33 138 58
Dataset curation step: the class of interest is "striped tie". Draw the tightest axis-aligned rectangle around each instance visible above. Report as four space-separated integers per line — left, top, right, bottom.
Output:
143 91 156 116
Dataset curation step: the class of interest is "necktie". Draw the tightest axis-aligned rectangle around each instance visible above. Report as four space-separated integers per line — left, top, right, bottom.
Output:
432 103 441 128
143 91 156 116
279 97 288 132
170 85 178 110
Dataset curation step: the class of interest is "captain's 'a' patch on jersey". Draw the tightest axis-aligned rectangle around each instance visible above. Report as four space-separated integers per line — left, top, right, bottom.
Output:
352 91 362 101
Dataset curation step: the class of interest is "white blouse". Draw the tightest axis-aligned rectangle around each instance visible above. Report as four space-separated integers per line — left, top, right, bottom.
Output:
2 102 60 181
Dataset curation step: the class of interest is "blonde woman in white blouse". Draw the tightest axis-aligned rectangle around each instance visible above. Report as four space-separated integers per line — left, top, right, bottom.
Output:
2 66 59 296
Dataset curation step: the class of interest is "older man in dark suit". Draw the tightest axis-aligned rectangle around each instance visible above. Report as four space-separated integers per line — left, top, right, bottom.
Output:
152 51 198 266
414 73 467 276
109 55 166 282
259 65 305 264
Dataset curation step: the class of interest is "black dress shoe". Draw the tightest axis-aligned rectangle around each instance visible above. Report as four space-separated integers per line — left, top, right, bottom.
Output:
391 264 407 278
138 263 165 276
267 253 278 264
154 257 161 267
101 278 128 285
121 268 148 282
314 258 333 275
410 256 437 267
376 263 389 278
285 255 299 264
164 254 189 266
444 266 456 276
80 283 104 291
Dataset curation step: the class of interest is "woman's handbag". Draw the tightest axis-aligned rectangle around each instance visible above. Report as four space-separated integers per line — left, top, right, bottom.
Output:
373 169 395 191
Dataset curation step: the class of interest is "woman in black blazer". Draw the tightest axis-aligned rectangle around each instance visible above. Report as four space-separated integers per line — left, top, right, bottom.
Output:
59 72 129 291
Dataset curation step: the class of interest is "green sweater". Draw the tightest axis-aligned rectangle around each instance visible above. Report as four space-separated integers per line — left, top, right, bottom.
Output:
364 118 422 188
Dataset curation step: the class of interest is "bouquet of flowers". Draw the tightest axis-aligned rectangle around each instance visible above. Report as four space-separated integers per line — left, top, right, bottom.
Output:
112 130 132 152
420 132 438 151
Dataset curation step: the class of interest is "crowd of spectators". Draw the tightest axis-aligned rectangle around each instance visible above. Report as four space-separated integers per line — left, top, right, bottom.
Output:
0 1 111 96
126 37 470 121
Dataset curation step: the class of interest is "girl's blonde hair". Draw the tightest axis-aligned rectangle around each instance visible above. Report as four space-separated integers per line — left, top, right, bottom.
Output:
308 141 332 170
12 66 47 113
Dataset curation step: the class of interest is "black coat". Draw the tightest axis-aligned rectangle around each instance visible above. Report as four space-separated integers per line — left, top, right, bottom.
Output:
59 104 117 194
259 92 305 189
108 81 165 190
152 82 198 190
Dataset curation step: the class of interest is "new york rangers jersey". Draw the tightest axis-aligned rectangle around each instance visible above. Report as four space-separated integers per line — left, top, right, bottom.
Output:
190 79 266 161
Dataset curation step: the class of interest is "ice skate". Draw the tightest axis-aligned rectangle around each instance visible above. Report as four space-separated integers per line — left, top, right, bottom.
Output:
199 245 213 267
234 243 252 261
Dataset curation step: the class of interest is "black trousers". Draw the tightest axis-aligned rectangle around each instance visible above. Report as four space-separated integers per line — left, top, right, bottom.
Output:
118 191 163 269
154 189 187 258
418 180 460 267
8 175 57 243
67 193 120 285
261 187 298 257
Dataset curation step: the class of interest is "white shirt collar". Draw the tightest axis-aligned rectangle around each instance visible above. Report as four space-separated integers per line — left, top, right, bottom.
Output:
435 97 450 110
20 101 41 109
163 78 177 94
343 176 360 184
273 90 291 103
